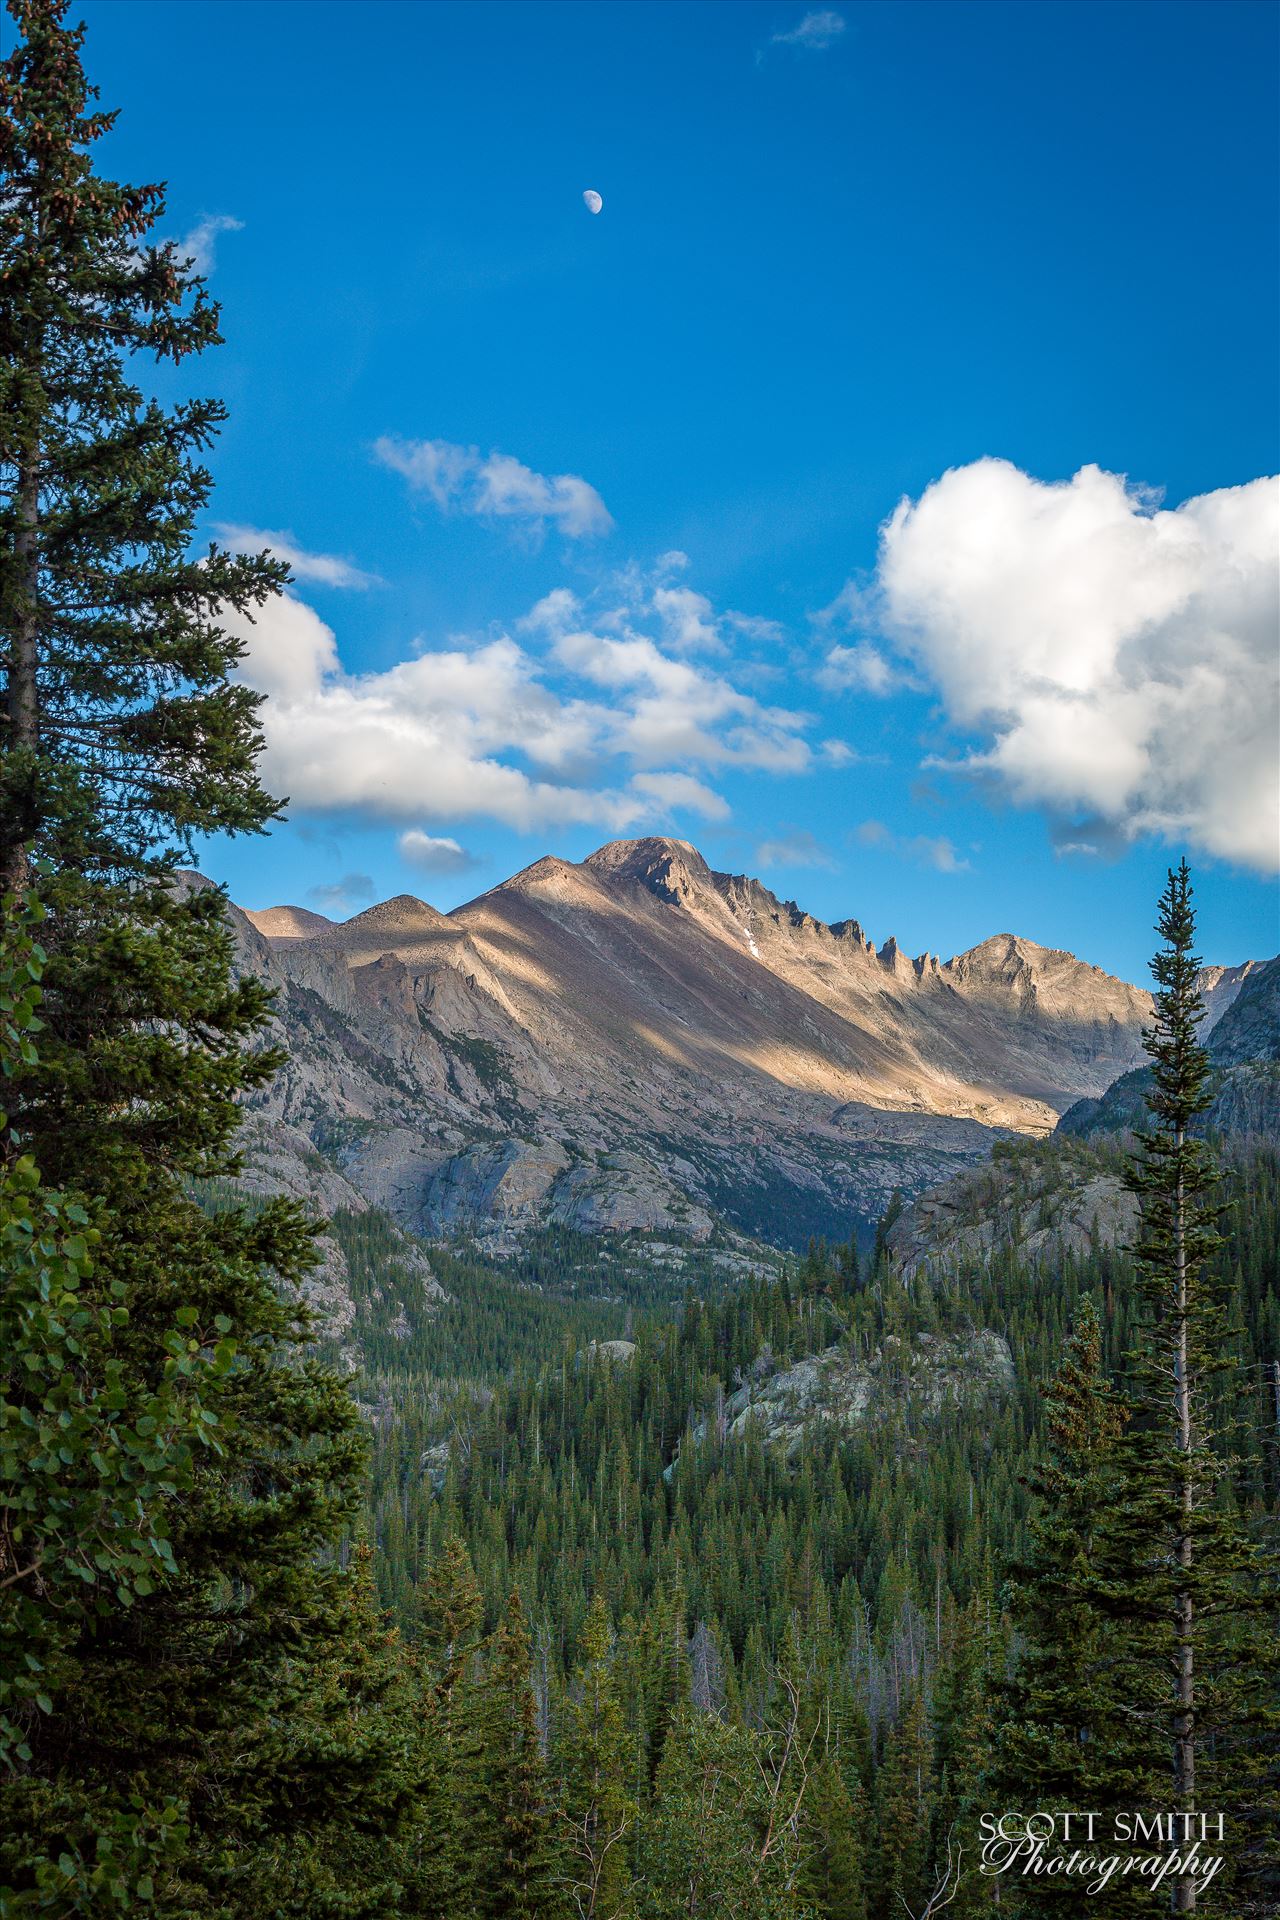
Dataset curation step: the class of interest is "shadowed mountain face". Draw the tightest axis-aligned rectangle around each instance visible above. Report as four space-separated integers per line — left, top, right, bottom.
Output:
226 837 1260 1254
1058 953 1280 1143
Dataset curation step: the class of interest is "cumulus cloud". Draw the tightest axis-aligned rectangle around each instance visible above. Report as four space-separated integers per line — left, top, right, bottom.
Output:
228 591 340 701
841 459 1278 872
398 831 479 874
755 829 835 870
528 587 812 776
374 435 613 540
173 214 243 275
818 641 907 696
630 772 731 821
855 821 970 873
217 524 380 590
652 586 723 652
224 567 813 837
772 9 846 50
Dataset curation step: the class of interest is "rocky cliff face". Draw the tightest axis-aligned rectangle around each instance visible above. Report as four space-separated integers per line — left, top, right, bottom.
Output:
885 1140 1138 1278
219 836 1258 1257
1058 954 1280 1142
888 953 1279 1278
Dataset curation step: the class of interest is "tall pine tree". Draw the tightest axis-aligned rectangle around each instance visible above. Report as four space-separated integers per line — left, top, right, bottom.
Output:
989 1297 1157 1912
562 1593 636 1920
0 3 391 1910
1115 863 1279 1913
486 1589 565 1920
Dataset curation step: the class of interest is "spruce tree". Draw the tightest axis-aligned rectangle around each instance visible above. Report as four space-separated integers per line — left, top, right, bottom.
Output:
989 1298 1158 1911
992 869 1279 1915
873 1689 932 1920
799 1754 865 1920
0 4 386 1911
929 1600 995 1917
562 1593 636 1920
486 1589 565 1920
0 897 226 1910
414 1536 492 1919
1115 863 1279 1913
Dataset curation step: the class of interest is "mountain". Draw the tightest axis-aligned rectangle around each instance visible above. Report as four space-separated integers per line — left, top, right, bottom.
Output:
242 903 336 943
221 836 1262 1260
1058 953 1280 1141
888 955 1280 1278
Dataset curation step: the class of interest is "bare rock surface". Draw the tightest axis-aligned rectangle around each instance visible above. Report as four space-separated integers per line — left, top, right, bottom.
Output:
887 1154 1139 1277
205 836 1261 1258
678 1329 1014 1462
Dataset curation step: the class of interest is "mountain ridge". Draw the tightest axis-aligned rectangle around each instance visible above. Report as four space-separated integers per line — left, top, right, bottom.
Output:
223 836 1270 1262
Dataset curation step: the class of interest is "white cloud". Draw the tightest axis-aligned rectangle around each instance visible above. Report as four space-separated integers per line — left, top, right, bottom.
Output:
529 586 812 776
398 831 479 874
652 585 723 652
374 435 613 540
631 772 731 821
866 459 1279 872
227 591 340 701
224 566 812 837
756 829 835 870
855 821 970 873
819 739 864 766
726 610 786 644
217 525 379 590
772 9 846 50
818 641 906 696
174 214 243 275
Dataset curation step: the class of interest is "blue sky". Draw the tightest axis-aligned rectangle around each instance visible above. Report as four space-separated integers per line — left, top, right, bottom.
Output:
75 0 1280 981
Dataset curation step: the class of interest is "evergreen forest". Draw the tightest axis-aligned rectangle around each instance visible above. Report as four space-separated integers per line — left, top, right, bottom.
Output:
1 4 1276 1915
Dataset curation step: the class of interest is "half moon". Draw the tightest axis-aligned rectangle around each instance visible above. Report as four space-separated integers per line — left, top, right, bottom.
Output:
583 189 603 215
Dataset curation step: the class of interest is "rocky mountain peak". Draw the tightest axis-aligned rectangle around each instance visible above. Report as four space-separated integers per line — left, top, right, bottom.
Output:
499 854 582 890
1207 955 1280 1064
223 836 1270 1259
585 836 712 904
948 932 1038 978
340 894 450 936
243 903 336 943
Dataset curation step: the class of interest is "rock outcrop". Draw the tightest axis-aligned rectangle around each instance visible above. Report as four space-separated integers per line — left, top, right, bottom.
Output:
675 1329 1015 1463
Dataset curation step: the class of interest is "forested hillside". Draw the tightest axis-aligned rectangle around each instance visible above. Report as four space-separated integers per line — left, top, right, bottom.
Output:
2 6 1277 1918
348 1142 1280 1915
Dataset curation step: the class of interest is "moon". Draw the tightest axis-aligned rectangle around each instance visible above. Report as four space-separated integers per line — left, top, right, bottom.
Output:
583 189 603 215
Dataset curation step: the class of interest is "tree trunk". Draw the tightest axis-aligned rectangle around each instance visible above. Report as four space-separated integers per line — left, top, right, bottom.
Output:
3 455 40 897
1172 1147 1196 1913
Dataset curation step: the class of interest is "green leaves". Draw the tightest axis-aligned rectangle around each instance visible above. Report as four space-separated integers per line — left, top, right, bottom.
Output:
0 909 231 1774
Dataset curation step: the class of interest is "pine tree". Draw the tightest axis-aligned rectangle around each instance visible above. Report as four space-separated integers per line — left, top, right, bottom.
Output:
486 1588 564 1920
990 1305 1151 1766
990 869 1279 1915
874 1689 932 1920
0 896 225 1909
248 1539 421 1918
1115 863 1280 1913
929 1600 995 1917
0 5 385 1911
799 1753 866 1920
989 1297 1156 1912
562 1593 636 1920
414 1536 492 1919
